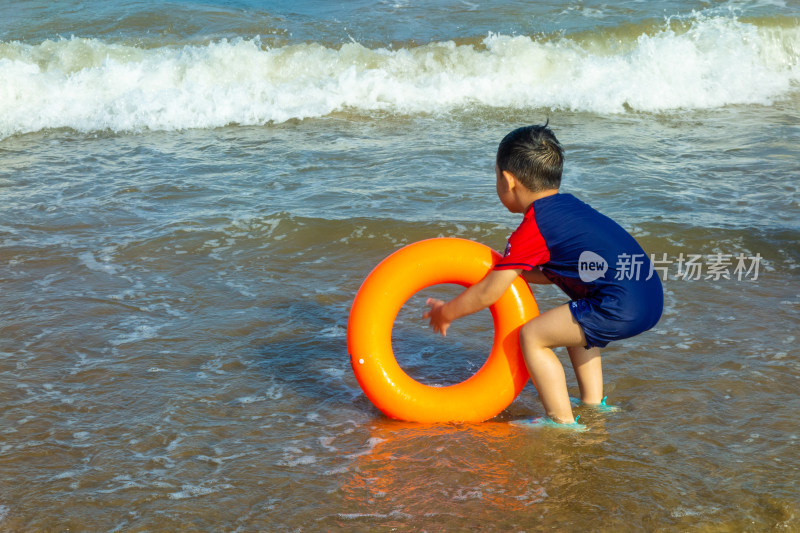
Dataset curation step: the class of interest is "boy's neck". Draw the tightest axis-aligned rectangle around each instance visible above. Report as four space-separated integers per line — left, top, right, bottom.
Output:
521 188 559 212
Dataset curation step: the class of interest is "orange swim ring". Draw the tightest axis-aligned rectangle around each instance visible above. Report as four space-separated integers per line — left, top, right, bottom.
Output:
347 238 540 423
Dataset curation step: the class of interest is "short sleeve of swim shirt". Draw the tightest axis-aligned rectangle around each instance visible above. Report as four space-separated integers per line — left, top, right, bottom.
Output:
494 205 549 271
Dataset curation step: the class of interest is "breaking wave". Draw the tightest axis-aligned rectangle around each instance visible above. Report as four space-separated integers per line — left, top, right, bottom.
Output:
1 14 797 138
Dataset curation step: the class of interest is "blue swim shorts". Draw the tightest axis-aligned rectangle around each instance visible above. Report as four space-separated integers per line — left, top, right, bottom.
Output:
569 294 662 349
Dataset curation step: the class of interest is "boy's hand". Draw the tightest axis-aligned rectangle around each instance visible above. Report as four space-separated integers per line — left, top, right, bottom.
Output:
423 298 451 337
421 269 521 337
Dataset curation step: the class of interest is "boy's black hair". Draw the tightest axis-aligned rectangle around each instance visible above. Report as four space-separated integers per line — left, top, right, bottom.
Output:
496 122 563 192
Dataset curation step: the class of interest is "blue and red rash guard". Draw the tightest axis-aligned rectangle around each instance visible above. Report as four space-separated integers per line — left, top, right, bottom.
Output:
495 193 663 348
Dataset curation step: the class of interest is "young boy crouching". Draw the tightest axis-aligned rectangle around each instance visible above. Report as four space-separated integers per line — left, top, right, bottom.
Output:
424 123 663 426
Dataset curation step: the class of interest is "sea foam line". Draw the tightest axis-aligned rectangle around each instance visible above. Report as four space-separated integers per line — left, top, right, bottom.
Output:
0 15 797 138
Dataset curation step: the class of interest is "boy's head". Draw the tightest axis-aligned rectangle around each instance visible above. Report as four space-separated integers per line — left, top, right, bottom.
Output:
496 123 563 192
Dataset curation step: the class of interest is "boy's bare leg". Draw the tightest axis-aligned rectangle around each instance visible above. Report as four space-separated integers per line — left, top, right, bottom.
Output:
567 345 603 405
519 303 589 424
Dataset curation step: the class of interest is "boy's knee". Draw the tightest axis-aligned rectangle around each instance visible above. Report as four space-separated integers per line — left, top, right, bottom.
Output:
519 320 545 347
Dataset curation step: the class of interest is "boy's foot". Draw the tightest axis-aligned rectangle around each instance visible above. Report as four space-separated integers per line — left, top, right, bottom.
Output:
511 415 588 432
570 395 621 413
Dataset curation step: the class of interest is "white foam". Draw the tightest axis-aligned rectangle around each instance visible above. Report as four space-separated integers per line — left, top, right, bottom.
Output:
195 452 249 466
109 323 164 346
319 435 338 452
78 252 119 274
347 437 386 458
97 475 146 494
224 280 256 298
264 384 283 400
72 431 90 441
320 367 345 378
283 455 317 466
168 482 233 500
165 436 183 452
338 510 414 520
1 14 797 138
51 469 80 480
320 325 345 338
235 395 265 404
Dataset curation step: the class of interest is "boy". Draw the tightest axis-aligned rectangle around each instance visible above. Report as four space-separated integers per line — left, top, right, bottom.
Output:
423 124 663 427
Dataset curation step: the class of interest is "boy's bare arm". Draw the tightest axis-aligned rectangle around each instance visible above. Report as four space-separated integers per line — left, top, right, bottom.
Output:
521 268 553 285
423 268 521 336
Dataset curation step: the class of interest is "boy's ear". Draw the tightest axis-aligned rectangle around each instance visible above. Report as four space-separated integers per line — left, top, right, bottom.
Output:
501 170 518 190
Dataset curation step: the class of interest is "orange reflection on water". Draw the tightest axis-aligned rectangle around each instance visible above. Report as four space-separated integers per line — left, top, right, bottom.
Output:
338 418 554 521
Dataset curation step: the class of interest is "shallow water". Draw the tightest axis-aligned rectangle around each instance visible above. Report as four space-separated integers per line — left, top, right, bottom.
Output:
1 1 799 531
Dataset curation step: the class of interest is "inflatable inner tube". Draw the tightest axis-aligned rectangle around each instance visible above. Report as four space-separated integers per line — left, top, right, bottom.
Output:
347 238 539 423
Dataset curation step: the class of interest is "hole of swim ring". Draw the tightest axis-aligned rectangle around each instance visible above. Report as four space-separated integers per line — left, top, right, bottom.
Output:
391 284 495 387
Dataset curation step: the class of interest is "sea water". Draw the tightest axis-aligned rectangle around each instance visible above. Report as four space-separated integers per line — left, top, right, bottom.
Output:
1 1 798 530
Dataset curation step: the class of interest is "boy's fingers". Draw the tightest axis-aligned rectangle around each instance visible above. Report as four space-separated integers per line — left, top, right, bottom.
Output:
423 298 449 336
423 298 437 319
